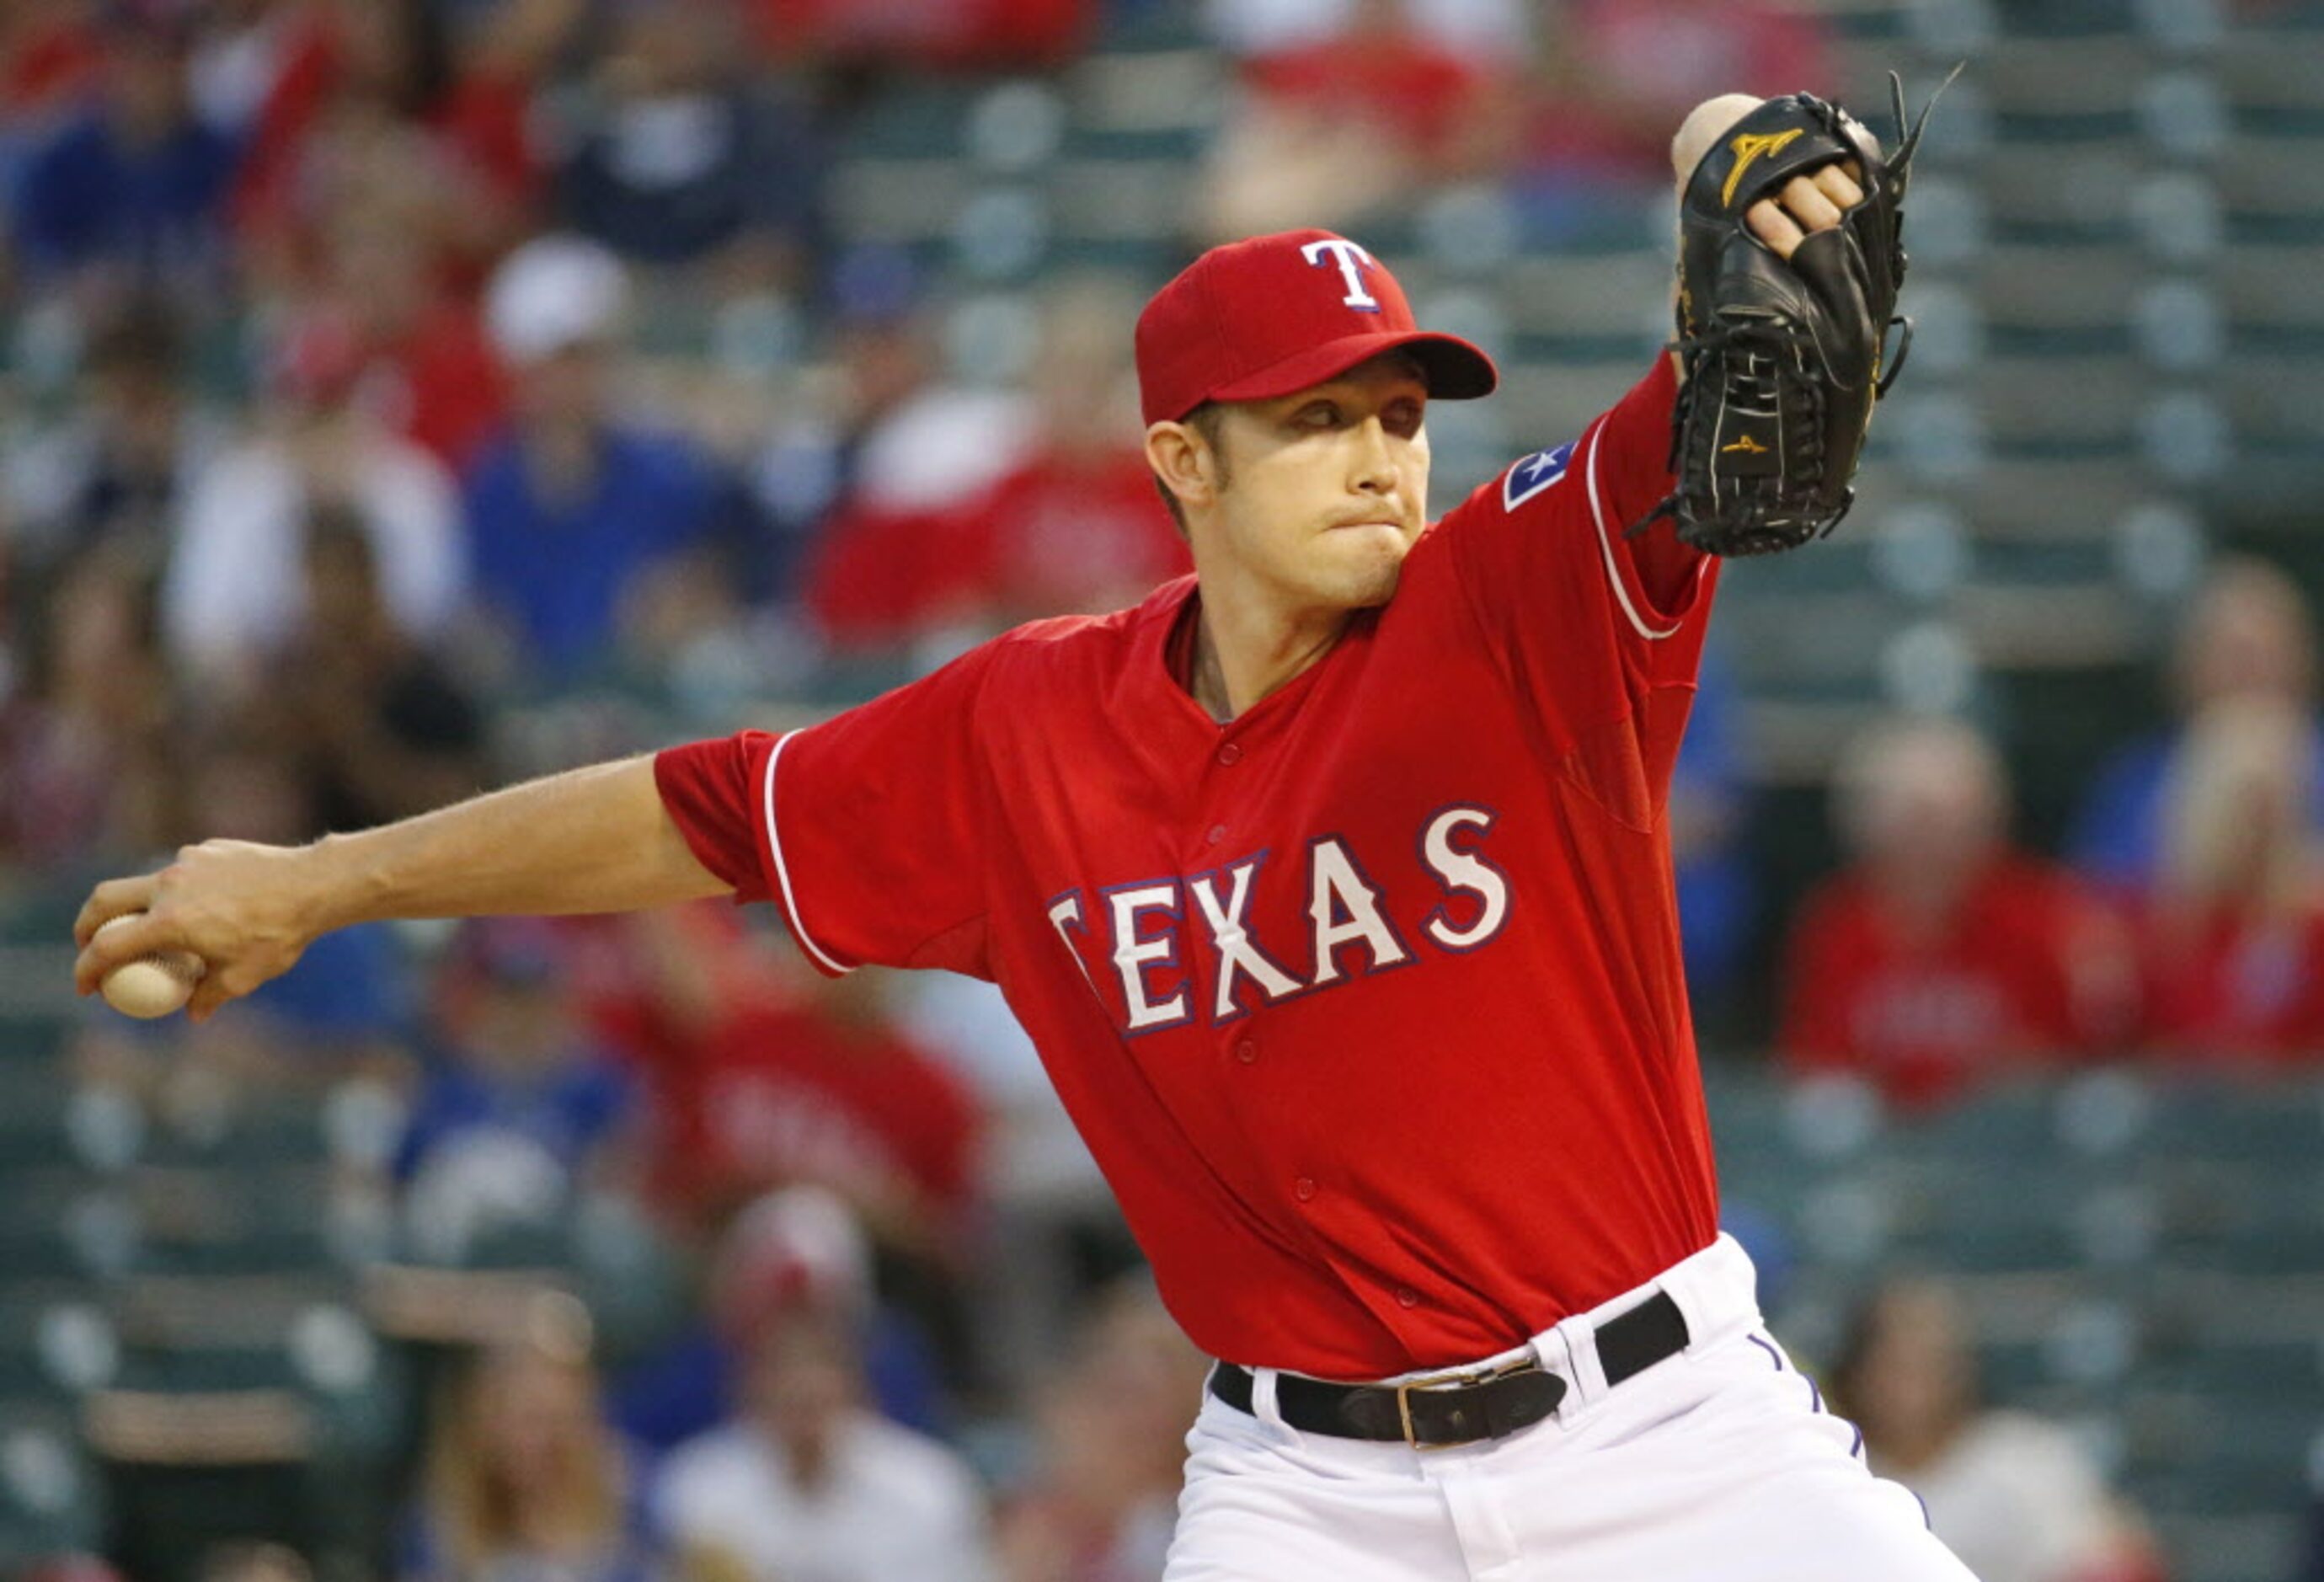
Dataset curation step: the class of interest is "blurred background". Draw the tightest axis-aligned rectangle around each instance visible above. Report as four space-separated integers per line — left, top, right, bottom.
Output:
1 0 2322 1579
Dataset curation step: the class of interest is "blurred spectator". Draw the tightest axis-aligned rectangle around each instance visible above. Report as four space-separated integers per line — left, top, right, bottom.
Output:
1 2 104 133
256 500 487 832
2134 697 2324 1060
1671 639 1753 1011
432 0 580 216
462 235 739 687
9 8 237 309
228 0 526 295
1828 1278 2166 1582
801 276 1186 645
569 897 789 1047
610 1184 952 1452
654 1300 996 1582
1199 0 1518 243
313 216 510 468
397 917 638 1263
1515 0 1830 235
592 937 982 1389
554 1 821 289
0 545 178 885
1779 717 2134 1109
959 278 1190 625
162 309 465 689
638 962 980 1260
1 299 218 591
993 1276 1208 1582
402 1328 652 1582
791 249 1035 653
2070 556 2324 893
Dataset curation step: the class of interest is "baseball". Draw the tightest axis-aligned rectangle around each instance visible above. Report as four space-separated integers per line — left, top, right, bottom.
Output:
94 914 206 1020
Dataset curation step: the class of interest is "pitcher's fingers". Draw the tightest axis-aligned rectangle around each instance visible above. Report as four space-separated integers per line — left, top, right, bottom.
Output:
1781 174 1845 233
186 976 234 1023
184 960 248 1024
1814 163 1864 210
74 909 168 995
1747 200 1805 259
74 876 159 949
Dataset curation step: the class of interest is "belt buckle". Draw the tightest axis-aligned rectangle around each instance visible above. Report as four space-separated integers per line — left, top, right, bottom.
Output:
1392 1354 1536 1451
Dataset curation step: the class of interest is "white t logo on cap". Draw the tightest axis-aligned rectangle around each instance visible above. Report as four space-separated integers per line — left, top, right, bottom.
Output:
1301 238 1382 313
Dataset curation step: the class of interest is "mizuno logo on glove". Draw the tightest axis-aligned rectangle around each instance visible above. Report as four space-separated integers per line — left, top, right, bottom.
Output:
1723 129 1806 207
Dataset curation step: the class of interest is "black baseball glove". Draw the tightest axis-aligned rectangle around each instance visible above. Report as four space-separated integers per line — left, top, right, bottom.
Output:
1641 71 1955 557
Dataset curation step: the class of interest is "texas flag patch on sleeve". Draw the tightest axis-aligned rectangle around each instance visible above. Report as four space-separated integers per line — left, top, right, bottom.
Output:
1502 441 1575 512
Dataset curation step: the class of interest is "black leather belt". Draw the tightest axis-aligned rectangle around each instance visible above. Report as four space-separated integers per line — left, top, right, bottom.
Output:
1208 1288 1691 1449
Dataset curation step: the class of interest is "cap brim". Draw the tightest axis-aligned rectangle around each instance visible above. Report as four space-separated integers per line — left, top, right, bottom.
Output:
1206 329 1499 409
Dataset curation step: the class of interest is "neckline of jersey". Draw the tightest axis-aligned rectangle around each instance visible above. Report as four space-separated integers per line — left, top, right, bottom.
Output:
1146 576 1344 743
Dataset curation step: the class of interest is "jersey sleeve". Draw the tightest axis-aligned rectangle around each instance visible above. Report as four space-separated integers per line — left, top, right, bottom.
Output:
1437 355 1719 826
652 645 1002 980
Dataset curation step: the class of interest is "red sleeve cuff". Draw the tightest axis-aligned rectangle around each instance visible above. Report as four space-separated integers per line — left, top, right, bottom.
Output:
654 736 773 905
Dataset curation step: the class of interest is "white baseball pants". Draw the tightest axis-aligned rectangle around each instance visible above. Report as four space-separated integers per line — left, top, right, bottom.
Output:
1163 1234 1980 1582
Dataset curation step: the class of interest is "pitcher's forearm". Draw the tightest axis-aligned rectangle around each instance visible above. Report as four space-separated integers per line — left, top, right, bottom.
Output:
306 755 730 932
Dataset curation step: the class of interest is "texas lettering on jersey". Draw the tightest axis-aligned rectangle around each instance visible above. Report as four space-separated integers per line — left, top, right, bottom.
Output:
1046 805 1512 1035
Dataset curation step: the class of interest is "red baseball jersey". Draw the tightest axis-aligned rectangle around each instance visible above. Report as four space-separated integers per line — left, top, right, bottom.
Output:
1779 854 2133 1109
657 358 1719 1380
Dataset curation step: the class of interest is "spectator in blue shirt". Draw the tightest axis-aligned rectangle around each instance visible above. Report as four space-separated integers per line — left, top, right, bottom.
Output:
553 3 822 285
397 917 638 1263
1671 633 1755 1008
2070 555 2324 894
462 236 738 687
611 1185 951 1455
11 13 237 307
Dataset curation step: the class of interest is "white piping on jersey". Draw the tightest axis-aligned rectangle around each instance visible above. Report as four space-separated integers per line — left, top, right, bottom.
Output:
1583 412 1697 643
762 729 854 975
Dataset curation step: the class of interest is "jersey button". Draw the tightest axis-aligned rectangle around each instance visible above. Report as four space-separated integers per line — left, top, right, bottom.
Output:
1294 1177 1316 1202
1395 1286 1420 1309
1235 1038 1258 1065
1206 824 1227 845
1216 741 1243 766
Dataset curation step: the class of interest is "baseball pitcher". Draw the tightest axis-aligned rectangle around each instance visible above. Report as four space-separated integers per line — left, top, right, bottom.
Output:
76 85 1972 1579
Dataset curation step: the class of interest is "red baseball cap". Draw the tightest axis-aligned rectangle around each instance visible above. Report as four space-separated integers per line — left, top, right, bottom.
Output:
1135 228 1499 426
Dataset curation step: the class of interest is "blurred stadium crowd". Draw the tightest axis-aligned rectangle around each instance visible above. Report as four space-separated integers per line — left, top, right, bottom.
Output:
4 0 2324 1580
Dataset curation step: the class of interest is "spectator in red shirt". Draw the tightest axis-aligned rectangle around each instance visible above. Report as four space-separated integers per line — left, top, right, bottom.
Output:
1200 0 1520 243
1515 0 1830 238
805 278 1189 646
793 252 1035 654
0 0 103 128
600 939 986 1384
2136 696 2324 1061
665 966 982 1255
1780 716 2134 1109
230 0 533 299
302 216 509 468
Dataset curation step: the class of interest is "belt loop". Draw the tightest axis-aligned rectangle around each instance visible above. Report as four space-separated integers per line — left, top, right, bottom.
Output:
1252 1366 1288 1432
1664 1232 1759 1350
1531 1317 1597 1409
